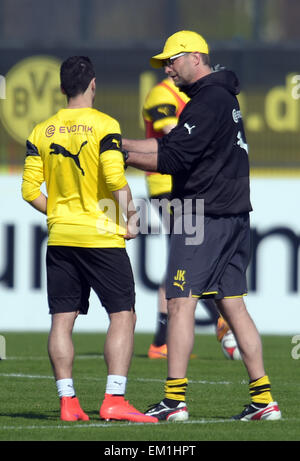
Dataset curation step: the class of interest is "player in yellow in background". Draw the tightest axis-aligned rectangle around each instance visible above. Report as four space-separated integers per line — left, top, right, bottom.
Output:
22 56 158 424
143 76 187 199
143 76 238 360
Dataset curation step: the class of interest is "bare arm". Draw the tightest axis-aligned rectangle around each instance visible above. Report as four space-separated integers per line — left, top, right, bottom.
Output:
122 138 159 172
126 152 158 172
26 192 47 215
112 184 138 240
122 137 158 154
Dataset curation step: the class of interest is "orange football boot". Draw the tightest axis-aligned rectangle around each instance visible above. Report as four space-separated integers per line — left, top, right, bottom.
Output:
216 316 230 342
148 343 168 359
100 394 158 423
148 343 197 359
60 396 89 421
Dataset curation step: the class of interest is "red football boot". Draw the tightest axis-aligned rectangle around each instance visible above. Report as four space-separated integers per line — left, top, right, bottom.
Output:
100 394 158 423
60 396 89 421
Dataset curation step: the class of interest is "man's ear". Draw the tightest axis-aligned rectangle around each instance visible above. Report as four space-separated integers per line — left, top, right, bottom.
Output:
191 52 202 67
90 77 96 92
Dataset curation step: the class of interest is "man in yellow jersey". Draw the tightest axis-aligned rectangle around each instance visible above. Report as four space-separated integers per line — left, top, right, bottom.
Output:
22 56 157 424
143 76 239 360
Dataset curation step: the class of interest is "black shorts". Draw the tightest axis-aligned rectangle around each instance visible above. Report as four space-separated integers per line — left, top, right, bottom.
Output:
165 213 250 300
46 246 135 315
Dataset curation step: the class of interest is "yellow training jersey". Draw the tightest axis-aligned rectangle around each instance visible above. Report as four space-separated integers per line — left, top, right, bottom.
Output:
143 78 190 197
22 107 128 248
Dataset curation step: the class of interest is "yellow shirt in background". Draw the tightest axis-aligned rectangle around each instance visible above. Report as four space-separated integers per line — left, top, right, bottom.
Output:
143 78 190 197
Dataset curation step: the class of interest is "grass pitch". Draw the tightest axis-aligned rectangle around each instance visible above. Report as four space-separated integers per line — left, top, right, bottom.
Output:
0 332 299 442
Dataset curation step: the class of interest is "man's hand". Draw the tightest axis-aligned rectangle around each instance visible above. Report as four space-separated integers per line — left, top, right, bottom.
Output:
112 184 139 240
124 212 140 240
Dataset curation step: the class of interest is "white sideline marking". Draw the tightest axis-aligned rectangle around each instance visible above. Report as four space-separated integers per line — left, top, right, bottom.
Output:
0 372 233 385
5 354 104 361
0 419 237 430
0 373 53 379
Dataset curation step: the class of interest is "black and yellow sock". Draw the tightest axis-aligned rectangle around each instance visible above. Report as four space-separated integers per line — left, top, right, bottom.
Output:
249 375 273 405
163 377 188 408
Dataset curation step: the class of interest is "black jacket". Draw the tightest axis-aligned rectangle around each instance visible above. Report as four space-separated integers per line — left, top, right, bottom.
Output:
157 69 252 216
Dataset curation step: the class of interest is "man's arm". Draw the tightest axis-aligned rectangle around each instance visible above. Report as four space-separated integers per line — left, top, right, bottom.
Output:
126 151 158 172
122 137 159 172
100 141 138 239
22 137 46 214
112 184 138 240
27 193 47 215
122 117 175 172
122 137 158 154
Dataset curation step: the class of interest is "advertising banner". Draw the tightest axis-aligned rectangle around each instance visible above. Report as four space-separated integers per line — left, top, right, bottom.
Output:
0 174 299 334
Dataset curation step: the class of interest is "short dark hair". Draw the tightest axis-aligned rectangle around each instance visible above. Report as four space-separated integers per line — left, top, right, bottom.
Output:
60 56 95 99
200 52 210 67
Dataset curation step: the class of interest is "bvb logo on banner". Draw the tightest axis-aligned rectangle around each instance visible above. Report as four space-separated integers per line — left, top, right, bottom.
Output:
0 55 65 145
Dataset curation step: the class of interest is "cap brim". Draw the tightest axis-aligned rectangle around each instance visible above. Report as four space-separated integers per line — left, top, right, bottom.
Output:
150 49 181 68
150 47 208 68
150 57 164 68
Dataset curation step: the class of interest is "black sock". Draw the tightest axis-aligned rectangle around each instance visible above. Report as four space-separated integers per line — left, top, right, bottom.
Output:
163 398 181 408
153 313 168 346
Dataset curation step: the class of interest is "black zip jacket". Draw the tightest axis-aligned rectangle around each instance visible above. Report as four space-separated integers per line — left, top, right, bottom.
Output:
157 69 252 216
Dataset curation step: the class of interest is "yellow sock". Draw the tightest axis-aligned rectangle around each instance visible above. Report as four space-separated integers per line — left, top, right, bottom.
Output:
164 377 188 402
249 375 273 405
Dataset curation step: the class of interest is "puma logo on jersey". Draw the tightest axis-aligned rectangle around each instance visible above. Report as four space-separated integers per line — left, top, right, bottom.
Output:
237 131 248 154
173 269 186 291
112 138 121 149
50 141 87 176
184 123 196 134
157 106 170 116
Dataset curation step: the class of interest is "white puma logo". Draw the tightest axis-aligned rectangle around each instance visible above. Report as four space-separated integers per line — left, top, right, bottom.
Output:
237 131 248 154
184 123 196 134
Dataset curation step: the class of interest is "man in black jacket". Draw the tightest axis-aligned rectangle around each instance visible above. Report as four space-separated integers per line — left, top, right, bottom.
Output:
123 30 281 422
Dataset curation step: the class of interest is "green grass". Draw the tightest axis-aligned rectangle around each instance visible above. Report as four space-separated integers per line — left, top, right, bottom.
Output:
0 332 299 442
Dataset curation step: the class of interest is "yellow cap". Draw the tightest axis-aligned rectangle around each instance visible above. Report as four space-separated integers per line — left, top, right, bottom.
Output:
150 30 209 68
